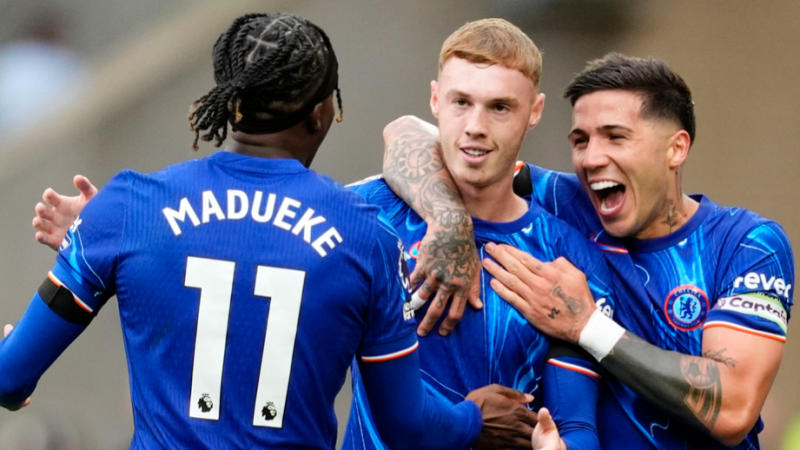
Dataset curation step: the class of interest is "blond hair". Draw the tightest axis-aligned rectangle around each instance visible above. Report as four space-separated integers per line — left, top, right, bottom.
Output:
439 18 542 86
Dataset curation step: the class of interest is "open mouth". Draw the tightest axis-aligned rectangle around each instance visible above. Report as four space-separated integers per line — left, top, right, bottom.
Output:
590 180 625 214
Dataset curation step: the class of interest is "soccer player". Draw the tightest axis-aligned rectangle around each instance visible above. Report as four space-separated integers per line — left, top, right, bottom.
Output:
31 18 615 450
380 54 794 448
3 12 540 449
342 19 618 449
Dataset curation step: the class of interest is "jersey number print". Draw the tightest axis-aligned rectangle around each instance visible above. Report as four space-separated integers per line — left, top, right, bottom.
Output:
184 256 305 428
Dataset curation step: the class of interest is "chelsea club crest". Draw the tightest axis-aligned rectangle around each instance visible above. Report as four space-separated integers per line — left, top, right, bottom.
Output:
663 285 709 331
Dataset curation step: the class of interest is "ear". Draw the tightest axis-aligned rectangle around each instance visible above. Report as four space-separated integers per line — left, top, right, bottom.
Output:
429 80 440 118
309 101 325 132
666 129 691 169
528 92 546 128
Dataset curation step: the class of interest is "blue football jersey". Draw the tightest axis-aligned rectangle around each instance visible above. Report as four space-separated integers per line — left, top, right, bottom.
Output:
343 177 616 450
50 152 418 449
519 162 794 449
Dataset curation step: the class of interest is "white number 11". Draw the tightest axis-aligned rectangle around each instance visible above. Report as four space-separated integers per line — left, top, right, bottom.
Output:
184 256 305 428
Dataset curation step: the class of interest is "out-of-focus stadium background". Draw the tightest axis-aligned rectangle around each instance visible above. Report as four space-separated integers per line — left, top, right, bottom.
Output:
0 0 797 448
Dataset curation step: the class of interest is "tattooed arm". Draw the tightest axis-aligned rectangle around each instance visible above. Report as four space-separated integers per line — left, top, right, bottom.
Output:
602 326 782 445
383 115 481 336
482 243 784 446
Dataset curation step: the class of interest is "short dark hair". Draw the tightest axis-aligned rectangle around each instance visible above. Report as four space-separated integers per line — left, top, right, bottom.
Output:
564 52 695 143
188 12 342 149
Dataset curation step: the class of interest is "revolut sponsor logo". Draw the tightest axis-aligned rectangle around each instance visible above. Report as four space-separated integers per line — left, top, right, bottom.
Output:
732 272 792 299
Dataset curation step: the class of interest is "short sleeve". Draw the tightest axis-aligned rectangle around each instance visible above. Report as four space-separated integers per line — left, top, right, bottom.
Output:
357 214 418 362
51 171 132 312
707 222 794 340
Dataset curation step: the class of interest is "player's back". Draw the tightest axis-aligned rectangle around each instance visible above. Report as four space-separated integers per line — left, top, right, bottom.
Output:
56 152 414 449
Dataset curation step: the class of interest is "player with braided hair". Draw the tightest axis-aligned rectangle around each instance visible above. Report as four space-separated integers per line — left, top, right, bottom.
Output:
1 12 541 449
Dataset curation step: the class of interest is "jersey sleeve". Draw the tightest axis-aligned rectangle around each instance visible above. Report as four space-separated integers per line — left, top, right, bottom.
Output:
543 342 601 450
357 213 418 363
51 171 132 308
0 171 132 407
707 221 794 341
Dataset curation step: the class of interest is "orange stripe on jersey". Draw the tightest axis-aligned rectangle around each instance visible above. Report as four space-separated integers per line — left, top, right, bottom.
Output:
547 359 600 379
514 160 525 174
703 321 786 343
47 271 93 314
361 341 419 363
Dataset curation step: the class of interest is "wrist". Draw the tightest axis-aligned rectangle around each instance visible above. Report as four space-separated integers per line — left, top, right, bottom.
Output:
578 309 625 362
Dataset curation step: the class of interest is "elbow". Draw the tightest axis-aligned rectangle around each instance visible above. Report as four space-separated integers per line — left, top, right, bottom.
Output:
711 408 760 446
382 115 420 143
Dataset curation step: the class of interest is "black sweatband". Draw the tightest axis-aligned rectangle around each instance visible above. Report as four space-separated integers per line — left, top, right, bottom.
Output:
38 277 96 326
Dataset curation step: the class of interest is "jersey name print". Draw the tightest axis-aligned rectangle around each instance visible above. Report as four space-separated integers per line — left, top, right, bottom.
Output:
52 152 416 449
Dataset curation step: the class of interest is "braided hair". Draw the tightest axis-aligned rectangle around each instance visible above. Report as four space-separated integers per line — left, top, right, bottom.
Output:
188 13 342 149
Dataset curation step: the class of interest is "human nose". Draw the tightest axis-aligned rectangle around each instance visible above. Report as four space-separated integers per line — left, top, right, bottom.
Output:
464 107 488 138
580 139 610 169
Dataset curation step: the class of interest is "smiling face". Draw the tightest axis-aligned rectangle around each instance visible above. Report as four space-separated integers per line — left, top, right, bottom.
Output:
569 89 691 239
431 57 544 203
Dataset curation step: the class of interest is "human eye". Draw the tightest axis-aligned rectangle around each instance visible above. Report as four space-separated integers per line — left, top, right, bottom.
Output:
570 135 588 149
493 103 510 113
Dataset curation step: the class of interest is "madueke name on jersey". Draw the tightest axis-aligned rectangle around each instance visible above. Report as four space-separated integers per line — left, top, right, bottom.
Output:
161 189 342 257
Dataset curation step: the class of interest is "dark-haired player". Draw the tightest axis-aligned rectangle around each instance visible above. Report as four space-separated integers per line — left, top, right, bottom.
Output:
382 53 794 448
0 12 538 449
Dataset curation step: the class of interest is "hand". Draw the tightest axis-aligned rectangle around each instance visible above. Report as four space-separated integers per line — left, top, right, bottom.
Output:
467 384 537 449
482 243 595 344
33 174 97 251
2 324 31 410
410 220 482 336
532 407 566 450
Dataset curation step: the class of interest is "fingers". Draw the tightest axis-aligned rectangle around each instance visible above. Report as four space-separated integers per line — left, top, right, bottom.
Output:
536 407 556 433
3 323 13 338
416 289 446 336
34 202 55 222
487 384 535 404
42 187 63 207
467 276 483 310
73 175 98 200
482 256 536 305
437 290 466 336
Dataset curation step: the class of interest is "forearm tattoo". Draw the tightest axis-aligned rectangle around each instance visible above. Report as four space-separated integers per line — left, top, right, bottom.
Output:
603 333 726 433
681 356 722 428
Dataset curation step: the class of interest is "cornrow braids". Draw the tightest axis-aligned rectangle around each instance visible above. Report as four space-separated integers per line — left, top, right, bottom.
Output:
188 13 342 150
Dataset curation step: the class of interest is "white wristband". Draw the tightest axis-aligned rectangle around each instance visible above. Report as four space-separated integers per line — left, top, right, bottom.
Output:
578 309 625 362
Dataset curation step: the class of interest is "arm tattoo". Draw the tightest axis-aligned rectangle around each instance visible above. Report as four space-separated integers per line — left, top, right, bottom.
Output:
601 333 724 433
681 356 722 428
383 123 463 222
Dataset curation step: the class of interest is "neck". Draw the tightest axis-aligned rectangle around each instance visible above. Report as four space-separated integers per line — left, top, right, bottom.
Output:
228 127 320 167
458 178 528 223
636 193 699 240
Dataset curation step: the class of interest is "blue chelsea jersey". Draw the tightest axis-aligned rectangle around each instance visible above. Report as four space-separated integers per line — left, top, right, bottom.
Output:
520 162 794 449
343 176 616 450
51 152 417 449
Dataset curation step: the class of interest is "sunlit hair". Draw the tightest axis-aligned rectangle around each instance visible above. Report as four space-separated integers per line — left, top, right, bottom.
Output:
438 18 542 87
188 12 342 150
564 52 695 143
